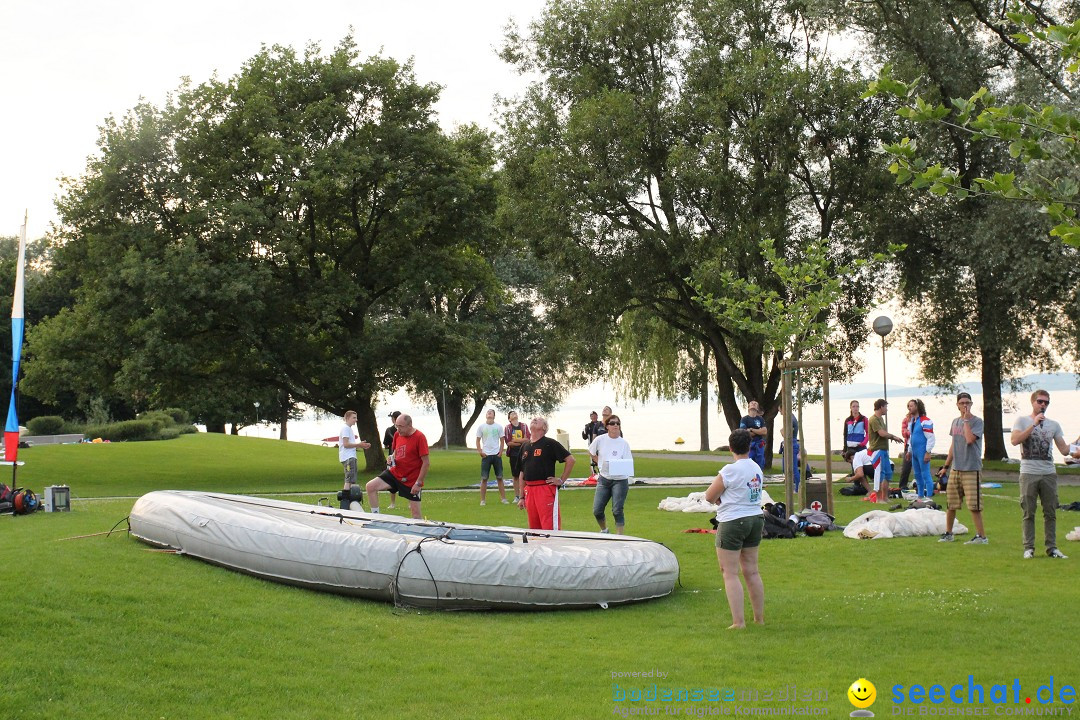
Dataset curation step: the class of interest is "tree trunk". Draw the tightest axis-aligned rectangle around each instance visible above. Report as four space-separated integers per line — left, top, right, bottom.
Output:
712 358 742 432
230 424 239 435
278 392 290 440
979 347 1009 460
973 272 1009 461
698 343 710 452
762 415 776 469
205 422 226 434
354 396 386 473
436 392 468 447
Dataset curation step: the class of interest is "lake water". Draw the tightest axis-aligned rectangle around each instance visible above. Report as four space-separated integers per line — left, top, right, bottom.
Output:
237 383 1080 461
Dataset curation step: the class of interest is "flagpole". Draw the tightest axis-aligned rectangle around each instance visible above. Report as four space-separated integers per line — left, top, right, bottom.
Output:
4 211 28 484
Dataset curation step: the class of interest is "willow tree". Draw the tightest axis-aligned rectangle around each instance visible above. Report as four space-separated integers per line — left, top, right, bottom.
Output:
608 310 714 451
500 0 898 463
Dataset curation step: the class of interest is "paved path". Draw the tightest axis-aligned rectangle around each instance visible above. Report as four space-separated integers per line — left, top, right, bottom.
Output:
632 453 1080 485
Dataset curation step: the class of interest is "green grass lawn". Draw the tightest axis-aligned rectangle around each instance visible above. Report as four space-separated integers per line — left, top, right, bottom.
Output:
13 433 725 498
3 434 1079 719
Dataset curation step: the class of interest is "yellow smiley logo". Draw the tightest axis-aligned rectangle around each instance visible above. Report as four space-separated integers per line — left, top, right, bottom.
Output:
847 678 877 709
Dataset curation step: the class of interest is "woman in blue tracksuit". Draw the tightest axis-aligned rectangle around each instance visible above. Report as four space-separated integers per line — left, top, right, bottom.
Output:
906 399 936 500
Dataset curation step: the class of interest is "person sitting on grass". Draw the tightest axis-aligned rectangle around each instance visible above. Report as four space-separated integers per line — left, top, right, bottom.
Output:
840 448 873 496
704 429 765 630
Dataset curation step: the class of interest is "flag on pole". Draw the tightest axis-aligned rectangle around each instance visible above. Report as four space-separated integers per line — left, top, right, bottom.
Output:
4 211 28 462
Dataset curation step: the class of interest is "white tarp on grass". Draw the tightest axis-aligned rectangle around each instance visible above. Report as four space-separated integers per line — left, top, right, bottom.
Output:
657 489 776 513
843 508 967 540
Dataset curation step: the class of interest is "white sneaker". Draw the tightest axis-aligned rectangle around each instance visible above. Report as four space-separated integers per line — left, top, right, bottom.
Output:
1023 548 1035 559
600 528 610 534
938 532 954 543
1048 548 1069 559
500 498 509 504
512 496 520 504
964 535 988 545
480 500 486 506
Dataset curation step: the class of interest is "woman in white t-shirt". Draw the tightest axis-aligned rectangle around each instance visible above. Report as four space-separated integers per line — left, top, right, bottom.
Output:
588 415 633 534
704 429 765 629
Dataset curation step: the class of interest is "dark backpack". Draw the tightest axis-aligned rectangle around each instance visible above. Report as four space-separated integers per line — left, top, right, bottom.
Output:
761 511 796 539
764 501 787 520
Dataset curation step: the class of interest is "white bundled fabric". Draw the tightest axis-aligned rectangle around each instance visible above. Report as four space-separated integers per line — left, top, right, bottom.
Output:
1066 527 1080 542
843 508 967 540
129 491 678 610
658 489 775 513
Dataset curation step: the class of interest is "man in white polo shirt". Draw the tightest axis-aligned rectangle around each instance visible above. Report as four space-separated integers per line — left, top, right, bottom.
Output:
1011 389 1072 559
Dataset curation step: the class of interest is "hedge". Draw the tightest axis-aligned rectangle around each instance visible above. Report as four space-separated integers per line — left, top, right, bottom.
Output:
27 416 67 435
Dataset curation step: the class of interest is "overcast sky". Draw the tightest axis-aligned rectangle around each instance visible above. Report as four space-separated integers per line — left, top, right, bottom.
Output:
0 1 938 387
0 0 548 235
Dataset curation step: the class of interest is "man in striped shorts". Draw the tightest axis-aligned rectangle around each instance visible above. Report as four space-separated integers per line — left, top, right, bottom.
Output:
937 392 988 544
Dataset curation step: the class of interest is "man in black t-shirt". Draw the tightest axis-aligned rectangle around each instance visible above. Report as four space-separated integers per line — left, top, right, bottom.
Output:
518 416 575 530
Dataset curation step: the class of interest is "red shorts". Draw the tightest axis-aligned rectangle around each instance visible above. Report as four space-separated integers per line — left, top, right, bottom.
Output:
525 483 561 530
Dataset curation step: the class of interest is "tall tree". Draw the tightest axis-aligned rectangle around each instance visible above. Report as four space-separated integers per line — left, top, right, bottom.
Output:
840 0 1080 458
394 127 587 446
499 0 896 463
26 38 497 470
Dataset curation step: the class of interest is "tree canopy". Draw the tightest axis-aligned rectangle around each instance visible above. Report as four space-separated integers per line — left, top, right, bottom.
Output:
499 0 898 462
25 39 512 464
848 0 1080 456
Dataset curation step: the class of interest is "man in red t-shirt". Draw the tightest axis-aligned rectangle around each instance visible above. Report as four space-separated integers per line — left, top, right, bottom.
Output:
516 416 575 530
366 413 429 519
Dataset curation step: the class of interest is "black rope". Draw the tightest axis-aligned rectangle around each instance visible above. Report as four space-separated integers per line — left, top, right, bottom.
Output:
109 516 130 538
391 535 443 612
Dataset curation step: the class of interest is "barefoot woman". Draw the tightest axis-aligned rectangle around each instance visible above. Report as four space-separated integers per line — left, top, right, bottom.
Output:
704 429 765 629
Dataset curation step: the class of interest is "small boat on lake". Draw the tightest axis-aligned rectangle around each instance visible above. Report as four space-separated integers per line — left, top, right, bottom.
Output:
128 491 679 610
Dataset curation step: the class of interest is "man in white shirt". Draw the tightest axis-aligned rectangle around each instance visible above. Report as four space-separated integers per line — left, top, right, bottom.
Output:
840 448 873 495
475 409 508 505
1011 389 1072 559
339 410 370 510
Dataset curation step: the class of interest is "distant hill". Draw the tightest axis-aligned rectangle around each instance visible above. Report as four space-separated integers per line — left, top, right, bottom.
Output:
832 372 1079 400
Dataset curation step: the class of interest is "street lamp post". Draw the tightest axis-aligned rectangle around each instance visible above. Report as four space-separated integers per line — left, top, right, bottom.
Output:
253 401 260 436
872 316 893 406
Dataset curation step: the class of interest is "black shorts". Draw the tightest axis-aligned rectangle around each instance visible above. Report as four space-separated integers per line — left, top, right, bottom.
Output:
375 469 421 502
508 452 523 480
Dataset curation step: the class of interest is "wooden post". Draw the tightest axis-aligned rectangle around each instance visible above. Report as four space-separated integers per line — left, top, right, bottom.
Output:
797 369 807 509
822 365 834 516
778 359 835 516
782 368 794 512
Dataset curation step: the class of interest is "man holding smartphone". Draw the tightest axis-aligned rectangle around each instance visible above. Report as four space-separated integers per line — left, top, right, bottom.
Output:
937 392 987 544
1011 390 1072 559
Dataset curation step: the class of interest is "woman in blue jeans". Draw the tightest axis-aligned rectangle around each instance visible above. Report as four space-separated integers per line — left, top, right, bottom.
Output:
588 415 633 534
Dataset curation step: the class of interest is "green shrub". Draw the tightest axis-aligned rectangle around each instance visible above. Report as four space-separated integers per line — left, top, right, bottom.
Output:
137 411 176 430
163 407 192 425
178 424 199 435
27 416 66 435
83 419 162 442
158 426 182 441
